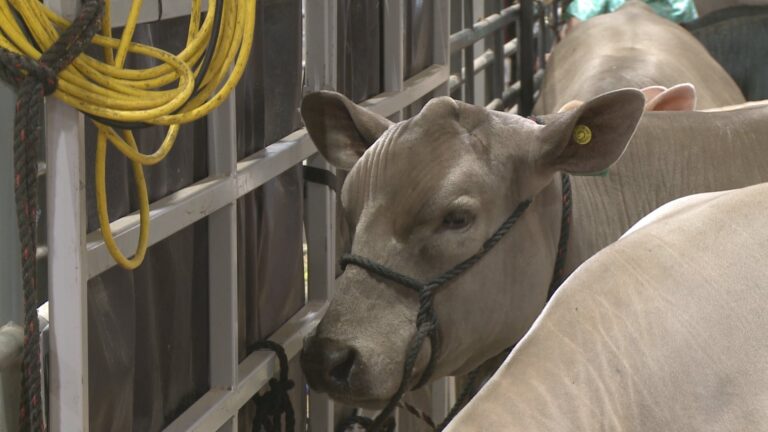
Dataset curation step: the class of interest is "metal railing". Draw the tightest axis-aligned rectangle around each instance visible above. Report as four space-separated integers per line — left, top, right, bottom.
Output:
449 0 559 115
1 1 557 430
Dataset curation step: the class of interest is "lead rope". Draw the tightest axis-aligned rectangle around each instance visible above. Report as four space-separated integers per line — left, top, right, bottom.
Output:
340 198 534 431
0 2 104 430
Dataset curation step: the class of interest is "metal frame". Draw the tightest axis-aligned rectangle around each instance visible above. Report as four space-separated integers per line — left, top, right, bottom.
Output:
8 1 555 430
34 1 450 431
448 0 555 114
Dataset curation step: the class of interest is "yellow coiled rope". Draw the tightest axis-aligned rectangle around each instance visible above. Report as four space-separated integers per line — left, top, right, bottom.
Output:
0 0 255 269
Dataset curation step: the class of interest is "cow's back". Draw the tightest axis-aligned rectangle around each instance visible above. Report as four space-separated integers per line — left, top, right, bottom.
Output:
446 182 768 431
568 105 768 270
535 1 745 113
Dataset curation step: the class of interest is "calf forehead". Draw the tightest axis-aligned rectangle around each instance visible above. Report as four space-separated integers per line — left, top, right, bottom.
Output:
343 103 493 202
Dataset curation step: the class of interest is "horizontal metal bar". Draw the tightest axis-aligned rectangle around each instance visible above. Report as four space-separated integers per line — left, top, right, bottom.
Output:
162 301 328 432
502 68 544 109
106 1 209 28
503 81 521 107
449 40 518 91
450 4 520 53
85 64 449 279
486 98 503 110
504 38 519 58
357 64 449 116
534 67 545 89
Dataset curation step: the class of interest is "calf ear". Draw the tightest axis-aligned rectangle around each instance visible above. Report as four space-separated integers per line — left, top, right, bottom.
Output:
535 88 645 175
639 85 667 103
644 83 696 112
557 99 584 113
301 91 393 170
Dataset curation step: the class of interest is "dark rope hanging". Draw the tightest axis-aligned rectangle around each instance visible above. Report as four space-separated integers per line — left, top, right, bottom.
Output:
548 173 572 298
0 1 104 431
249 340 296 432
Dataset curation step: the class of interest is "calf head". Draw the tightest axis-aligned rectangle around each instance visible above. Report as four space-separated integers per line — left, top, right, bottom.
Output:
300 89 645 407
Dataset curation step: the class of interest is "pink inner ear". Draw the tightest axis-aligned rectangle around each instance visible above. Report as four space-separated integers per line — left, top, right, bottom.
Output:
557 99 584 113
639 85 667 102
644 83 697 112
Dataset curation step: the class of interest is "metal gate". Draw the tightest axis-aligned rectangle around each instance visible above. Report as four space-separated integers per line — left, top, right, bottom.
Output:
0 1 559 430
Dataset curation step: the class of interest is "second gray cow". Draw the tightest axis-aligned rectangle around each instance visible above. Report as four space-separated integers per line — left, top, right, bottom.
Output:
536 1 745 113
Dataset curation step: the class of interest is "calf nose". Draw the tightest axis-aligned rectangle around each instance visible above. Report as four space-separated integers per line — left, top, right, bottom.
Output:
301 336 358 390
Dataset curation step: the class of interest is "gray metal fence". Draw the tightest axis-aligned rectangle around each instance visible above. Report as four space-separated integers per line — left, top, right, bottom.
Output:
0 1 559 431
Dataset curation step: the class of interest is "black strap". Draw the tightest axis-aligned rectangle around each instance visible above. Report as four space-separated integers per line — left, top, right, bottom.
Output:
547 173 572 298
249 340 296 432
303 165 340 194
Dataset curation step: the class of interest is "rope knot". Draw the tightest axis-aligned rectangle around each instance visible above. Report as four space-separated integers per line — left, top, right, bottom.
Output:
26 61 59 95
248 341 296 431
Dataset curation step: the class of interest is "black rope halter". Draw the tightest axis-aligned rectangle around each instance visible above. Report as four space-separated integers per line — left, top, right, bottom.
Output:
337 114 573 431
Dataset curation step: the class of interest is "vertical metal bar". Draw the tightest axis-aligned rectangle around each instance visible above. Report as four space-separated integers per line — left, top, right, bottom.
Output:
0 83 21 326
432 0 451 97
462 0 475 104
449 0 463 99
519 0 535 116
384 0 402 404
492 0 505 109
208 92 238 432
46 99 87 432
538 2 547 71
428 0 454 423
552 0 560 41
482 1 494 105
383 0 405 121
305 0 338 95
44 0 88 429
305 0 337 430
432 376 456 428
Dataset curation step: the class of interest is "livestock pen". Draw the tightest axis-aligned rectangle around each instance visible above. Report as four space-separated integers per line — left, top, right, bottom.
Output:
7 0 766 431
0 1 558 431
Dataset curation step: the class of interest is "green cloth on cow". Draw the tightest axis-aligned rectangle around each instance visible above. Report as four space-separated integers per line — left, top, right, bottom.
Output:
565 0 698 23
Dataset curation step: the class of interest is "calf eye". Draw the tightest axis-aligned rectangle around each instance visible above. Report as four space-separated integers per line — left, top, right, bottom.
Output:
442 211 473 230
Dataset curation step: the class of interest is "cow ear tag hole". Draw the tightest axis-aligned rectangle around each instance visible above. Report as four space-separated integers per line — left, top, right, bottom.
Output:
573 124 592 145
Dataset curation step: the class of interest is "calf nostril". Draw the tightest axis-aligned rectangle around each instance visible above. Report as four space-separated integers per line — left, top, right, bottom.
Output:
328 347 356 385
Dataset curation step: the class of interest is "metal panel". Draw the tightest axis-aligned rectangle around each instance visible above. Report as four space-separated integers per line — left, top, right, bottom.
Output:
207 92 239 431
85 133 316 279
162 301 327 432
449 39 517 92
83 64 448 280
450 4 520 52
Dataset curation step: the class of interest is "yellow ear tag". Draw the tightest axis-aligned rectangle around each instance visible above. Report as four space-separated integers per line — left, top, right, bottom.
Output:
573 124 592 145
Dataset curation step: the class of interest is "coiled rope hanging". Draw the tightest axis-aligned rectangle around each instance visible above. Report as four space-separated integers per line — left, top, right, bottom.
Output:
0 0 256 269
0 0 255 430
